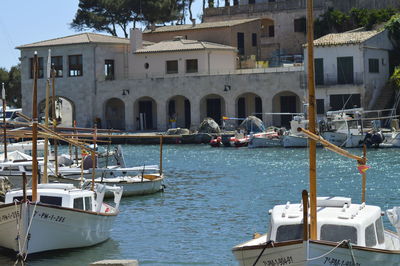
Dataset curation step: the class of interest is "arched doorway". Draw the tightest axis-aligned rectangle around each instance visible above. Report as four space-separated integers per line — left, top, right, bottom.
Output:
167 95 191 129
272 91 302 128
200 94 226 125
105 98 125 129
39 96 74 127
134 97 157 130
236 93 262 125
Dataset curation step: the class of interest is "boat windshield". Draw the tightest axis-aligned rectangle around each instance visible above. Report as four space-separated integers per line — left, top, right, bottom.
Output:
320 224 357 244
276 224 303 242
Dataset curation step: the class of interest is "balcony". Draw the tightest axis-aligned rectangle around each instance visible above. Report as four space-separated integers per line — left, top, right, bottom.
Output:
316 72 364 86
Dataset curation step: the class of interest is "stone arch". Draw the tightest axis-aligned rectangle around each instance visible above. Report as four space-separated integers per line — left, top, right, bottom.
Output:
235 92 263 124
39 96 75 127
166 95 191 129
272 91 302 128
134 96 157 130
200 94 226 125
104 98 125 130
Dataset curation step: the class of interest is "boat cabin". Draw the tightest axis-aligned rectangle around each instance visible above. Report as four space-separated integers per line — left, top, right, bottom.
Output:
267 197 385 249
5 183 96 212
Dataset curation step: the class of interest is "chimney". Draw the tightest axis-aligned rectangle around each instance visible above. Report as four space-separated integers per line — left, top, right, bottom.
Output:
130 28 143 53
191 18 196 27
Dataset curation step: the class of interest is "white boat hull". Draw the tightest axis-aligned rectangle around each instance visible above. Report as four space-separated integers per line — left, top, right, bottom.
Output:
248 137 282 148
233 233 400 266
232 236 306 266
282 135 308 147
322 132 364 148
0 201 116 255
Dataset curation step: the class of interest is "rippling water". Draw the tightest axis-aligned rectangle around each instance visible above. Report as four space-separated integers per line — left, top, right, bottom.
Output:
1 145 400 265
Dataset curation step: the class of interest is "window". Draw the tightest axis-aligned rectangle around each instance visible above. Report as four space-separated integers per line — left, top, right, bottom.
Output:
252 33 257 46
315 58 324 85
276 224 303 242
375 217 385 244
294 18 306 33
237 32 245 55
13 196 32 202
84 197 92 211
268 25 275 37
316 99 325 114
365 223 377 247
337 56 354 84
369 58 379 73
104 59 115 80
73 197 84 210
166 60 178 74
329 94 361 111
29 57 44 79
186 59 198 73
68 55 83 77
51 56 63 77
320 224 357 244
40 196 62 206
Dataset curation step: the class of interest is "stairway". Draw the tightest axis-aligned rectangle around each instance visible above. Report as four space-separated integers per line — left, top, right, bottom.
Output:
370 83 395 111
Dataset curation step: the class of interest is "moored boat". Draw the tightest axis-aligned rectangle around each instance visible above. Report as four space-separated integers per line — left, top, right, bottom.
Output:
0 183 122 257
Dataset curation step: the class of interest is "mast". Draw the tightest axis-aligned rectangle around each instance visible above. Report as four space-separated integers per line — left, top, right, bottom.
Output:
32 52 39 201
1 83 7 161
306 0 317 240
51 67 58 176
43 49 51 183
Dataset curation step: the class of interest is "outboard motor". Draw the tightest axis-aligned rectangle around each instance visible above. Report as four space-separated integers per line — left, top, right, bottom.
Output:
371 131 385 148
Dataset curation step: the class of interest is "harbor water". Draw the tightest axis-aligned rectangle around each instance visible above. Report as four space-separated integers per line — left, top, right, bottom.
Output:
1 144 400 265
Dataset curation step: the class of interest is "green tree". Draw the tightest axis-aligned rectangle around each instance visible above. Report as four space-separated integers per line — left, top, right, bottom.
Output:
71 0 135 37
0 66 21 108
7 65 21 108
385 13 400 49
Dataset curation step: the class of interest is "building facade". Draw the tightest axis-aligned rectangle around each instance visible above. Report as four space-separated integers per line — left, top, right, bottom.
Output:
18 31 305 131
304 29 393 115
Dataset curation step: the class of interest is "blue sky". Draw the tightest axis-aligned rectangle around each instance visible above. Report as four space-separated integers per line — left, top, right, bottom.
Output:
0 0 204 71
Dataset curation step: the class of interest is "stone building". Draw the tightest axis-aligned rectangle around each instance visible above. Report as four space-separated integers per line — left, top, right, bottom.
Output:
304 29 393 115
203 0 400 61
17 31 305 131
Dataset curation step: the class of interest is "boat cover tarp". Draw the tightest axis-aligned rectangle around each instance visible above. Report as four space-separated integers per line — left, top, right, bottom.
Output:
198 118 221 133
238 116 265 133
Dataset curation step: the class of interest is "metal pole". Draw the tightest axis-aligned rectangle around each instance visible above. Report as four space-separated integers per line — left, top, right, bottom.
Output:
1 83 7 161
159 135 163 175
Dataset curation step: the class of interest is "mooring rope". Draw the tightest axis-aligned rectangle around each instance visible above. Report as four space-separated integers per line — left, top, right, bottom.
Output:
19 201 38 261
307 239 350 261
252 240 274 266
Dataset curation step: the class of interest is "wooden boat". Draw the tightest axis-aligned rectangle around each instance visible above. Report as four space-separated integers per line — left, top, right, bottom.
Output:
0 183 122 257
0 52 123 260
248 131 282 148
282 116 308 148
50 168 165 198
232 1 400 264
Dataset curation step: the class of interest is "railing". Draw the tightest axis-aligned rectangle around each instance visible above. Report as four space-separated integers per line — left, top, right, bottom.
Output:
317 72 364 86
102 66 304 81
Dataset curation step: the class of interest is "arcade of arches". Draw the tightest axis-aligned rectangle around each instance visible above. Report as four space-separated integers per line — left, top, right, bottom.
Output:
100 92 302 131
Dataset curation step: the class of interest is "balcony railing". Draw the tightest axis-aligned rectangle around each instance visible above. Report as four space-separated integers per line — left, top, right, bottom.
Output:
317 72 364 86
101 66 304 81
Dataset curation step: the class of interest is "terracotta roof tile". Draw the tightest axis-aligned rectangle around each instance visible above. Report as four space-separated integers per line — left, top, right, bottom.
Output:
17 32 132 49
143 18 259 33
135 38 237 53
313 30 381 47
